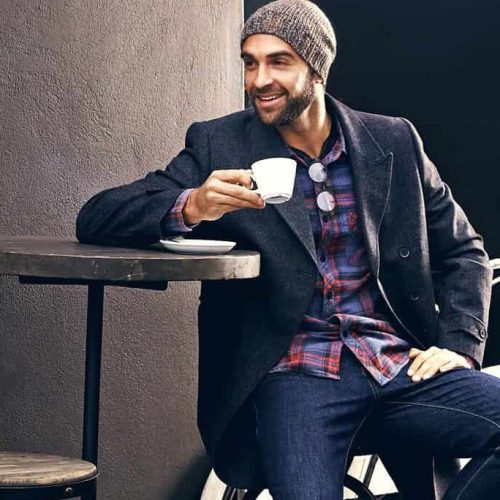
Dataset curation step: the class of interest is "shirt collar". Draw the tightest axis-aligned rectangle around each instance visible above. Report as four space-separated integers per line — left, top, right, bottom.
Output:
286 114 347 167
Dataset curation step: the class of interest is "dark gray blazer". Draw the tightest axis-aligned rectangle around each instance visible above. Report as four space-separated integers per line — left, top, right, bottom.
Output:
76 95 492 489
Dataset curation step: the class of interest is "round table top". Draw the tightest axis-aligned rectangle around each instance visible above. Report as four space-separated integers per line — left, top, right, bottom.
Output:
0 236 260 282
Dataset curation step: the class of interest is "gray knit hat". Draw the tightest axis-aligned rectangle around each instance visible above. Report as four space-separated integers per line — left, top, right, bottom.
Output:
241 0 336 82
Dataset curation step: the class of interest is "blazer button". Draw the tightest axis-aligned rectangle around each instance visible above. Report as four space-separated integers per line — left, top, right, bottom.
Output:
479 327 487 339
398 247 411 258
409 291 420 301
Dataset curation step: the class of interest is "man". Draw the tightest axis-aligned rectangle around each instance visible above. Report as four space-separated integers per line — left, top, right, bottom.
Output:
77 1 498 498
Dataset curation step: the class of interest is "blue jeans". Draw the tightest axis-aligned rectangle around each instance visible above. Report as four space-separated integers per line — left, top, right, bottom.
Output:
252 346 500 500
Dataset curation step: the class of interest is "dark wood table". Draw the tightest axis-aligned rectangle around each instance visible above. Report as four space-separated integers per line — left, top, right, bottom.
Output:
0 236 260 498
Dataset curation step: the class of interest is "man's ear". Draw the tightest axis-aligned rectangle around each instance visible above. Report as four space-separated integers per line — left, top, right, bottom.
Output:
313 71 324 85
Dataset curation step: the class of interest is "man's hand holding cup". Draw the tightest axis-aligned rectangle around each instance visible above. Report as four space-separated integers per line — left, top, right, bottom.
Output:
183 158 297 225
183 169 265 225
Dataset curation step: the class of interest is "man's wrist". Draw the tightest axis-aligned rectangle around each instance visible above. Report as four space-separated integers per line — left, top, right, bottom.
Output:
183 189 202 225
461 353 476 369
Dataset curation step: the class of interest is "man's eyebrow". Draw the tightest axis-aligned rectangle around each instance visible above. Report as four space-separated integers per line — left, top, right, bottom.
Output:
240 50 296 60
267 51 295 59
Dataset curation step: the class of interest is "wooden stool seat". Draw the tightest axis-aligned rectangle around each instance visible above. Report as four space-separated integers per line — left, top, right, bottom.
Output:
0 452 97 487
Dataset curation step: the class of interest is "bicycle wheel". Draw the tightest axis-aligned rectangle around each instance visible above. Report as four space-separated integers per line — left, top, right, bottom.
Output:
202 468 380 500
344 474 377 500
222 488 263 500
220 479 377 500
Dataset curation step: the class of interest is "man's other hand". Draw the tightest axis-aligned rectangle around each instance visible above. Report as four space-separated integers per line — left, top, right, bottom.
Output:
407 346 472 382
183 169 265 225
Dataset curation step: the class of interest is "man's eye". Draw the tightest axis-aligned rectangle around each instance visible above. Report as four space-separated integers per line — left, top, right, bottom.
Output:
273 59 288 66
244 60 256 68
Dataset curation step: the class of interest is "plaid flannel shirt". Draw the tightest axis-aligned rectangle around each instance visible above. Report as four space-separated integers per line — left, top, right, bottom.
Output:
268 119 413 385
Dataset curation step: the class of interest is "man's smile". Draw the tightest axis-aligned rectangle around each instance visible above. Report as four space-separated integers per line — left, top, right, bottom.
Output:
255 93 285 109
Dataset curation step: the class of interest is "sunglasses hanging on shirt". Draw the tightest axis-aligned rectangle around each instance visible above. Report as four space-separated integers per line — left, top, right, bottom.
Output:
308 161 336 216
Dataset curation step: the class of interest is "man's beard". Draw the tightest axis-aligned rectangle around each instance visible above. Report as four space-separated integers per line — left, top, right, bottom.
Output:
251 76 316 127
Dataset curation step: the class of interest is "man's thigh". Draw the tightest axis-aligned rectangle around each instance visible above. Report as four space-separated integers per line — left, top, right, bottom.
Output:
378 367 500 457
252 351 375 500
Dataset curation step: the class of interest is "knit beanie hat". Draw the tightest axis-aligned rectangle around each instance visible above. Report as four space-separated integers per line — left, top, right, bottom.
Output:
241 0 336 82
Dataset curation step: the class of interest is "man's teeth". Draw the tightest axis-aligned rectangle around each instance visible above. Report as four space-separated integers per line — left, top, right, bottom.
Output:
259 95 282 101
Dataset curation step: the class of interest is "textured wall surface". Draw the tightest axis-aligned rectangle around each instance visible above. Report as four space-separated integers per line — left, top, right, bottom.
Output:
0 1 243 498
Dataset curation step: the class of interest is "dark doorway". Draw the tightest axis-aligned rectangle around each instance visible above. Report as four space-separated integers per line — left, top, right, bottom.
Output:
244 0 500 364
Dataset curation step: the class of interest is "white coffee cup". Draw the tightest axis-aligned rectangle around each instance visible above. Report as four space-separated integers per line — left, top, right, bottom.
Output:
250 157 297 204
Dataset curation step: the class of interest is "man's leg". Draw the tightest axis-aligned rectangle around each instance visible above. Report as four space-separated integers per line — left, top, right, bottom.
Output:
377 447 441 499
376 365 500 499
353 378 438 500
252 348 376 500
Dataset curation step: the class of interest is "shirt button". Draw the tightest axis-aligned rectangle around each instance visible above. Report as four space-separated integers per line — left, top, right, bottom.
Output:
326 291 333 300
322 215 328 223
399 247 411 258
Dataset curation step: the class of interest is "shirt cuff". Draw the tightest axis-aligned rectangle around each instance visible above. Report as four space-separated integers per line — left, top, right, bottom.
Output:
459 353 477 369
161 188 199 235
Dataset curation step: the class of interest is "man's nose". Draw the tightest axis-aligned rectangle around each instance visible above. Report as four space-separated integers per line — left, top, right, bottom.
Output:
254 65 273 89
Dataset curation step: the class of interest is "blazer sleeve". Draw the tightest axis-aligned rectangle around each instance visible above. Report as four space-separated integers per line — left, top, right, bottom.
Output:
76 121 211 247
401 118 493 366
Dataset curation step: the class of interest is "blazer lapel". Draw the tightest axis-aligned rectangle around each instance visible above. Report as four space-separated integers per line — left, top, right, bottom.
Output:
246 96 394 276
248 117 317 266
331 97 393 277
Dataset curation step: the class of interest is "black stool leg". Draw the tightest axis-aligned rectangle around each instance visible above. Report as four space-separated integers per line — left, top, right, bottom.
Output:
81 478 97 500
82 283 105 499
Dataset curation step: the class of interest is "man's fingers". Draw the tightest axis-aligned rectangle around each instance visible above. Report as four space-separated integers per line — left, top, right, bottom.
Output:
407 350 435 376
211 177 262 205
417 354 450 380
211 169 254 188
408 348 422 358
408 349 447 381
200 198 263 221
419 365 441 380
211 192 263 210
408 346 438 357
407 347 470 382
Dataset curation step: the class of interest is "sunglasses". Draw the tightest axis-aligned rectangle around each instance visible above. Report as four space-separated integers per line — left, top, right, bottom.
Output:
307 161 336 216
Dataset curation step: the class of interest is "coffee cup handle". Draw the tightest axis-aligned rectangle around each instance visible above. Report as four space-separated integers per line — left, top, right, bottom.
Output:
250 173 260 195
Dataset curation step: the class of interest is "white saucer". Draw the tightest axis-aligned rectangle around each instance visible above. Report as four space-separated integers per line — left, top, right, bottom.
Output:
159 237 236 255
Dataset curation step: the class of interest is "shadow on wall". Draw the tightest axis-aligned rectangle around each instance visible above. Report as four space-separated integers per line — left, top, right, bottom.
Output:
162 453 212 499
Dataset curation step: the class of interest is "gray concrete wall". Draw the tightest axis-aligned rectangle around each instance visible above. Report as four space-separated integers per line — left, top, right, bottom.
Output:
0 1 243 498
